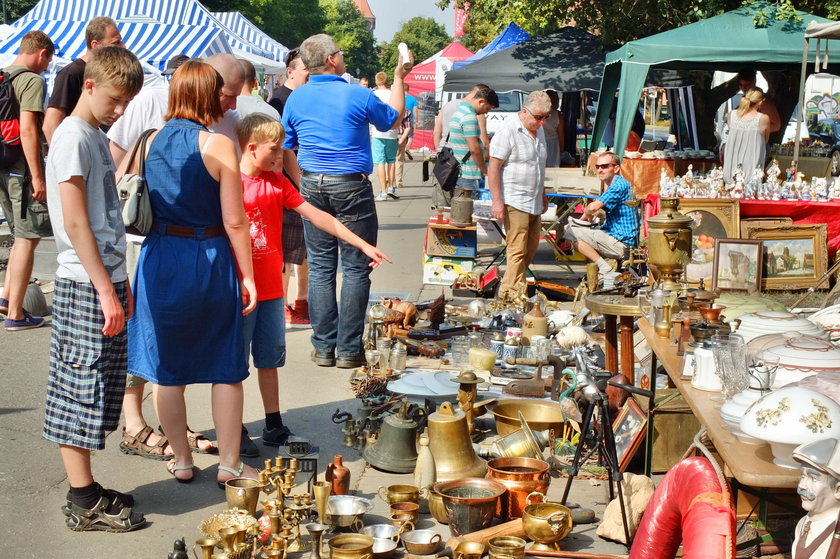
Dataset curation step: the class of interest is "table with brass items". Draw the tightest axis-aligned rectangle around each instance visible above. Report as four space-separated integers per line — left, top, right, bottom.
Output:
584 294 643 383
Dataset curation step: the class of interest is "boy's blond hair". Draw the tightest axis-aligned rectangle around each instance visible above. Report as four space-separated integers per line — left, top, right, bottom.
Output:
236 113 285 149
84 46 143 97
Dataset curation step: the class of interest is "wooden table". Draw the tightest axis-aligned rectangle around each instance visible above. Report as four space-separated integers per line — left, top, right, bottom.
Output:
584 294 643 383
638 317 798 489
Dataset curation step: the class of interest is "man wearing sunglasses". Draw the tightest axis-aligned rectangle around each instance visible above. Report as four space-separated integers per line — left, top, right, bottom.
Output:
488 91 551 298
563 152 638 286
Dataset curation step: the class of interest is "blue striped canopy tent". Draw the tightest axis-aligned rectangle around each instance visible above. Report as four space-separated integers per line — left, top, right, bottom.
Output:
0 18 232 72
212 11 287 62
14 0 276 59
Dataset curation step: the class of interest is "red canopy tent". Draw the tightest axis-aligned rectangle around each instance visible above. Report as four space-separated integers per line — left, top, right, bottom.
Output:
406 41 473 151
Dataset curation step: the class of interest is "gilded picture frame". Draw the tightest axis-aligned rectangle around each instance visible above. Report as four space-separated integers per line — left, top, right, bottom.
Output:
711 238 763 294
742 224 828 290
613 399 647 472
679 199 741 283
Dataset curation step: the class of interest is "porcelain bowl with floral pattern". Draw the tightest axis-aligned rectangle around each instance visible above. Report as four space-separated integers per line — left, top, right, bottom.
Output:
740 386 840 468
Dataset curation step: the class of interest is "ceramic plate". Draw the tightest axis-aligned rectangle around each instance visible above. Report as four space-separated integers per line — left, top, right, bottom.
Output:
387 371 459 403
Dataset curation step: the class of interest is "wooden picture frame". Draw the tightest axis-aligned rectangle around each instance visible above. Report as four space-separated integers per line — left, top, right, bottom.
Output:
679 199 741 283
612 398 648 472
742 224 828 290
711 238 763 294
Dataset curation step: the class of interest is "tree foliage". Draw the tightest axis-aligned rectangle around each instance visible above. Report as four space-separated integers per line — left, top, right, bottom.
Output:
435 0 839 49
378 17 451 76
321 0 379 80
3 0 38 23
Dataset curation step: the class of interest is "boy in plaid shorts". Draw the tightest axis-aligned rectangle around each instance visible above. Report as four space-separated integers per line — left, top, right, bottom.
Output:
42 47 146 532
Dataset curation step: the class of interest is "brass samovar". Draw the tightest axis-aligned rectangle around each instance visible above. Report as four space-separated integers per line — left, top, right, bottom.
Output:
646 197 692 291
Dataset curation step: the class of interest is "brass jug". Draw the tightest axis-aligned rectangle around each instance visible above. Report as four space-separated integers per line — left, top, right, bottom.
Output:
646 197 692 291
363 401 418 473
427 401 487 482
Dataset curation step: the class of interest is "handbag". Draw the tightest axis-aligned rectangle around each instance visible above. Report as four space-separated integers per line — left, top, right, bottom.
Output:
433 133 471 192
117 128 156 235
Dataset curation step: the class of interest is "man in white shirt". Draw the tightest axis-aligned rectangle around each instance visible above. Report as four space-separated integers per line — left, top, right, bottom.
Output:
488 90 550 299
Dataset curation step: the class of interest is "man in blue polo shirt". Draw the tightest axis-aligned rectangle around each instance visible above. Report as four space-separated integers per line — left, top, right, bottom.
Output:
282 33 412 369
563 152 638 286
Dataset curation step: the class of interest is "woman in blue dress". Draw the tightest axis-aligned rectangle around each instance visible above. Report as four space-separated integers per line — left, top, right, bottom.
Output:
128 60 258 484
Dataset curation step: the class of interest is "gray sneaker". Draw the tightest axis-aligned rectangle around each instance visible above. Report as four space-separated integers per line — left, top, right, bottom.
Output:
310 349 336 367
336 354 365 369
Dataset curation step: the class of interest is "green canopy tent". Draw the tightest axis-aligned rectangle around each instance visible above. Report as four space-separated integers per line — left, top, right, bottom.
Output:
591 2 838 157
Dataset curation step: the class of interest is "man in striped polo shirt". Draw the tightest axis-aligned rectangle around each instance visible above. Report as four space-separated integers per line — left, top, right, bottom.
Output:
448 86 498 191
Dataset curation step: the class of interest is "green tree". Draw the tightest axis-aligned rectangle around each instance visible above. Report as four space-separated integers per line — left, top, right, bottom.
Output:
379 17 451 75
320 0 379 80
3 0 38 23
202 0 327 48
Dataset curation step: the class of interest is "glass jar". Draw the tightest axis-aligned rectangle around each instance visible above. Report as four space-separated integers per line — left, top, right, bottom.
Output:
450 335 469 365
376 338 392 371
390 343 407 372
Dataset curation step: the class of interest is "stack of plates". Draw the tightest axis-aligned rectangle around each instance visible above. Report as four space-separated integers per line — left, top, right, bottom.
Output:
734 311 829 343
387 371 459 403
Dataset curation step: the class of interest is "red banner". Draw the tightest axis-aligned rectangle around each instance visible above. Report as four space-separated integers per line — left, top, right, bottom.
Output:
454 2 469 37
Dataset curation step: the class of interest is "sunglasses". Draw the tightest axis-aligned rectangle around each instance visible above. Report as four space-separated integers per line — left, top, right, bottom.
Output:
330 49 344 57
595 163 616 169
285 48 300 67
525 107 550 121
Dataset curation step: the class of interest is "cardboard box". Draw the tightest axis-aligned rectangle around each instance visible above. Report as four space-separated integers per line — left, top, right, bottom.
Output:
425 223 477 258
422 256 475 286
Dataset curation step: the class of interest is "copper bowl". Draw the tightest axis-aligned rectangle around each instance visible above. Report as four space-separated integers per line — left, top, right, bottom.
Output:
697 303 727 323
434 478 508 535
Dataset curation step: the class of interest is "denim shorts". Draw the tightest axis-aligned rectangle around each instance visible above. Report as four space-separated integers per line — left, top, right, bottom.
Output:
242 297 287 369
371 138 398 164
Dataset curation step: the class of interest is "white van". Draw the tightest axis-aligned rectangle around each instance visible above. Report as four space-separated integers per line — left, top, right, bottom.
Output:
440 90 527 137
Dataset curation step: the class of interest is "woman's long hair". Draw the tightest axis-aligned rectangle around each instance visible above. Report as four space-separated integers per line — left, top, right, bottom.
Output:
736 87 765 119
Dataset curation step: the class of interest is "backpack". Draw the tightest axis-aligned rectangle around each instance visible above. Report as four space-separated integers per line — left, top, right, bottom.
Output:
0 68 35 169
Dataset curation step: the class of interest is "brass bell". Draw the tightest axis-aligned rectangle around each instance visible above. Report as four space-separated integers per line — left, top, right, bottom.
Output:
363 401 418 473
428 401 487 482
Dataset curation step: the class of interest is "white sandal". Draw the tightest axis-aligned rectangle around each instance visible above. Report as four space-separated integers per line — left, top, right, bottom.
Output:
217 462 257 488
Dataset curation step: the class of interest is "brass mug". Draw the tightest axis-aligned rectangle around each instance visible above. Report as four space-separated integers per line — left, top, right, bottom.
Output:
389 501 420 524
377 484 426 505
225 478 261 517
389 513 416 530
193 538 220 559
454 541 486 559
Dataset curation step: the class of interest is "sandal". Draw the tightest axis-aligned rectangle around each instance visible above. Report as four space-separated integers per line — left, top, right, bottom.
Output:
217 462 258 489
120 425 174 461
61 483 135 517
167 460 196 484
64 496 147 533
159 425 218 455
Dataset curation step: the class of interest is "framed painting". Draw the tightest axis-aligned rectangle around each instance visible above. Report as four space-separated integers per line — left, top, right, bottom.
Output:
712 238 763 294
612 399 648 472
679 199 741 283
743 224 828 290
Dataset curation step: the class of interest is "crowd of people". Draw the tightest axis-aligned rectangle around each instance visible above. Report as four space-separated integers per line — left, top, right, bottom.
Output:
0 15 641 535
0 19 403 532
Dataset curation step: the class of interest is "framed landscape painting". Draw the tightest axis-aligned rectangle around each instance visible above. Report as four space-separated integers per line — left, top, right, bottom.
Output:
743 224 827 290
712 238 763 294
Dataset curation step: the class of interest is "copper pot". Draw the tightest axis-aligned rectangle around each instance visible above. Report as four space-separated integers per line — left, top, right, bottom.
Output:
486 457 550 519
434 478 507 536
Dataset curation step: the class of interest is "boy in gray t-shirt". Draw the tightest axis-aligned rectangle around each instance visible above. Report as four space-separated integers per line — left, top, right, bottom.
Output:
42 47 147 533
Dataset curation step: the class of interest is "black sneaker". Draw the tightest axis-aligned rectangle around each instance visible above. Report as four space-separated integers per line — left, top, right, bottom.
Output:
336 354 365 369
262 425 293 447
311 349 336 367
240 426 259 457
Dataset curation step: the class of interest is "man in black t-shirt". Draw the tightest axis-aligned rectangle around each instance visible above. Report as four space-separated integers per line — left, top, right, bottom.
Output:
42 16 124 143
268 48 309 117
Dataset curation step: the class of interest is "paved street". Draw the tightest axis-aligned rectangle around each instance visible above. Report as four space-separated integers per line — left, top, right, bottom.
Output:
0 162 626 558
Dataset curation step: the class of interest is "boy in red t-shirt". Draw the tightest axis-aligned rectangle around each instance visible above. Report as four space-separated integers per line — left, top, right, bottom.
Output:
237 114 390 449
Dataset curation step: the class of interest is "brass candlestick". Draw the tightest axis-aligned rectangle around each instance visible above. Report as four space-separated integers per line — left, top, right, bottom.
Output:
259 456 301 508
284 493 317 552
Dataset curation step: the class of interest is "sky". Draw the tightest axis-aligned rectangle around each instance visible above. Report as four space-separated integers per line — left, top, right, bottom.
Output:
366 0 456 44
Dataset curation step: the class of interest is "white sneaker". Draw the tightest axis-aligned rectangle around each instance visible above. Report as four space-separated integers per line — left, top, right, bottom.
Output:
375 193 388 201
387 187 400 199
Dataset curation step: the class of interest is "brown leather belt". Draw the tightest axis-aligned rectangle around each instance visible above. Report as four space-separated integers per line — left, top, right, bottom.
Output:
154 222 225 238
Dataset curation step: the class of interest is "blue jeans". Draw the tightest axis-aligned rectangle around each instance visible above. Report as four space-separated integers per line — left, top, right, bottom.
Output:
455 177 482 191
300 173 378 358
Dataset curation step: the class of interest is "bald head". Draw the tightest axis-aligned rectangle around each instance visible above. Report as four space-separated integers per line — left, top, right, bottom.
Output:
206 53 244 112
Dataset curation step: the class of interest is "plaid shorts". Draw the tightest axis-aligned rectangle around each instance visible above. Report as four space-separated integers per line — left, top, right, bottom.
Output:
43 278 129 451
282 207 307 265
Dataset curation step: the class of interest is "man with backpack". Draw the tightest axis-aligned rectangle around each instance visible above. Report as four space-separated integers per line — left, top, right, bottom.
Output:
0 31 55 330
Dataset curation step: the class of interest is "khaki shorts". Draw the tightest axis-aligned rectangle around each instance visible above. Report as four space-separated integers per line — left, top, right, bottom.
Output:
564 223 628 260
0 169 52 239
